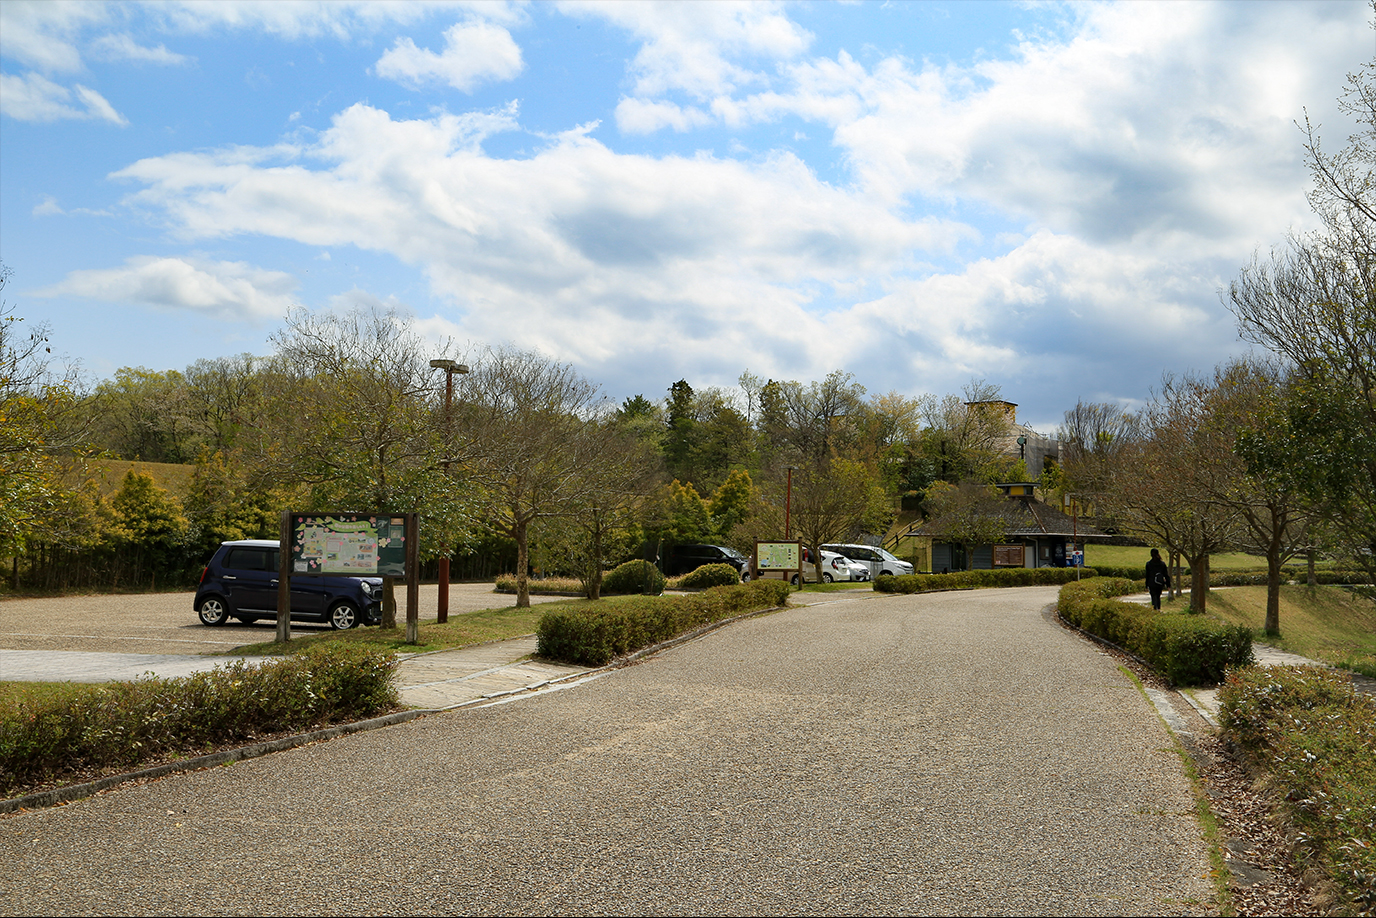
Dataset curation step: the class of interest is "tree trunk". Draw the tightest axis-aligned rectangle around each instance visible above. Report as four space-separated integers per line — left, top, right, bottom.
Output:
514 518 530 609
1265 538 1283 637
1189 552 1210 615
588 521 603 601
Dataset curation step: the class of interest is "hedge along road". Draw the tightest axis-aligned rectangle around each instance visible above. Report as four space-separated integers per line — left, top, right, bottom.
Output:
0 586 1215 916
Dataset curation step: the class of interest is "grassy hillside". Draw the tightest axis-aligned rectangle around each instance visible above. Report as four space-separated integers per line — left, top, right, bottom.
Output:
82 459 197 498
1205 584 1376 678
1084 544 1330 573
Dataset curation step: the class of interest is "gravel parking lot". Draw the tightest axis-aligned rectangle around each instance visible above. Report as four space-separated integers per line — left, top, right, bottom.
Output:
0 582 558 655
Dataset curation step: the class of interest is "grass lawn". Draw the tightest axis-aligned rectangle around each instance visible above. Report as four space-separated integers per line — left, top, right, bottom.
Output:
1205 583 1376 677
1084 544 1319 572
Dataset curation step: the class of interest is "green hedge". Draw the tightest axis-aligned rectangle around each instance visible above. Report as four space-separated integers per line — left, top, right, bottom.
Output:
1218 666 1376 913
601 559 667 596
0 644 399 797
875 566 1098 593
536 580 791 667
1056 578 1253 685
676 563 743 590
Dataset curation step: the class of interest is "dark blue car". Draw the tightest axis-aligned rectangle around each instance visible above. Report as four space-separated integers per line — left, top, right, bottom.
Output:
194 539 383 630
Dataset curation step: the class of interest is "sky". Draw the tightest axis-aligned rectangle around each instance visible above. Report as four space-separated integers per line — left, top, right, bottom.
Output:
2 0 1371 434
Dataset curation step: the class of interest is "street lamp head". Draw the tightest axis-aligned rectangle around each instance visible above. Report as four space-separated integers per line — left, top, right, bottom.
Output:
429 357 467 374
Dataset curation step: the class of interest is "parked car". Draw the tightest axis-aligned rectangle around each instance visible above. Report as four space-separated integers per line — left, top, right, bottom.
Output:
790 548 863 585
664 543 749 579
194 539 384 630
822 543 915 578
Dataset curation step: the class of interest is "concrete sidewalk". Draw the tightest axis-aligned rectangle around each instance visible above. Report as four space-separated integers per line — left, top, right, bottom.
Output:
0 635 598 711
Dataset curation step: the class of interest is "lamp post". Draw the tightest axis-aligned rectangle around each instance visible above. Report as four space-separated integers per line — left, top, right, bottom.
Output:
429 358 469 623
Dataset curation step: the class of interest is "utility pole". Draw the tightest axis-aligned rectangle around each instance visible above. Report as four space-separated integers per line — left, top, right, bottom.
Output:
429 359 469 623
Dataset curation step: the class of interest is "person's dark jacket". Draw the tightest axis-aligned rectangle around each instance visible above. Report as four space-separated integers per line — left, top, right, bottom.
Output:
1145 557 1170 591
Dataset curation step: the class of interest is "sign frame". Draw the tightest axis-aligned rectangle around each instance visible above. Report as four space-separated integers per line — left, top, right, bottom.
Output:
753 540 802 583
286 512 411 578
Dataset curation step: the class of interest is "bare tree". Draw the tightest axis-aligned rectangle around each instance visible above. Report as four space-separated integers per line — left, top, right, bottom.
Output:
457 346 613 608
1227 41 1376 582
1102 374 1246 615
787 457 890 582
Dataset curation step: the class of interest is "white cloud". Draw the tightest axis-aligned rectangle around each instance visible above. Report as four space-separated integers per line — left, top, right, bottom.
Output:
0 71 127 124
374 19 524 91
89 33 191 66
35 256 300 320
0 0 108 74
614 97 713 134
32 195 63 216
563 0 811 100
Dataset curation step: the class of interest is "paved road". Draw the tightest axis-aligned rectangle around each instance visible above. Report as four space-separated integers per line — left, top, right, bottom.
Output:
0 586 1215 916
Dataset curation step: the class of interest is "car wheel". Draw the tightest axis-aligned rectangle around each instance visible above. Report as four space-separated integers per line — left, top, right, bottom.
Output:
790 573 801 586
328 602 360 630
881 570 892 576
823 573 834 583
197 597 230 627
741 570 751 582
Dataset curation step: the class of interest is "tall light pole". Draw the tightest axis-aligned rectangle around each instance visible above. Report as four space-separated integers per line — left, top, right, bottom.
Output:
430 358 469 623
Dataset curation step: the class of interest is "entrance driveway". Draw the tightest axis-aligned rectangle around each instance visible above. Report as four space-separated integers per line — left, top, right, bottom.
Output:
0 586 1214 916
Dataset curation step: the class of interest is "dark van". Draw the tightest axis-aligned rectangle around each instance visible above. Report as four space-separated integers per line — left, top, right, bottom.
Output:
664 543 748 579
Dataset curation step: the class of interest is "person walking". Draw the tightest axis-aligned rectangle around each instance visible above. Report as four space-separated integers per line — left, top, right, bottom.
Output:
1145 548 1170 610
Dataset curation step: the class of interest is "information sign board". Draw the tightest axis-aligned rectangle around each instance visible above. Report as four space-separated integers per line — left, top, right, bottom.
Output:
288 513 408 577
754 540 801 579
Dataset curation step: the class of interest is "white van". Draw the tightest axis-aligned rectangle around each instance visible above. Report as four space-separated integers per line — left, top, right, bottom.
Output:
822 543 915 578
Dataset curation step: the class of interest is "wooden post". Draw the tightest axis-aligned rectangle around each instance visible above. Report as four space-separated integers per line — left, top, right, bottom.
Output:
276 510 292 644
405 513 420 644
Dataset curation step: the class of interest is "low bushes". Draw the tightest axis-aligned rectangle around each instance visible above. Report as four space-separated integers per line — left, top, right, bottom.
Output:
536 579 791 667
1056 578 1253 685
0 644 399 797
875 566 1096 594
601 560 667 596
1218 666 1376 914
675 563 742 590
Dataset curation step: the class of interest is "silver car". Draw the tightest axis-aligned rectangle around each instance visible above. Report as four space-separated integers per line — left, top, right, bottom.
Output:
822 543 915 578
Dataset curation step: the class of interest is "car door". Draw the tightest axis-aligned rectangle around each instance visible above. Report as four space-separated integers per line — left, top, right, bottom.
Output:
221 547 279 614
857 547 885 578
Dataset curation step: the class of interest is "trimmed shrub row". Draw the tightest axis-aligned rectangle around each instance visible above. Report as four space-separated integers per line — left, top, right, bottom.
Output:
875 566 1097 594
536 579 791 667
0 644 399 797
1218 666 1376 913
1056 578 1253 685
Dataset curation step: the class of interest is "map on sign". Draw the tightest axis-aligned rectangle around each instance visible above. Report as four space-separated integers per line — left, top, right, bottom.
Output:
755 540 800 570
289 513 407 576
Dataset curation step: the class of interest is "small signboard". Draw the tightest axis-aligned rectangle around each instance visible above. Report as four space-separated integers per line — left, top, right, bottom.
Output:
288 513 409 577
754 540 802 581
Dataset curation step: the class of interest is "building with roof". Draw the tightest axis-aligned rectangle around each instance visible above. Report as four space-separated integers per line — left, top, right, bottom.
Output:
895 482 1110 572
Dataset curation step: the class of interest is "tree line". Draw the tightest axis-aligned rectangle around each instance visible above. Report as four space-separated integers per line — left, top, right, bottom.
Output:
0 280 1041 605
